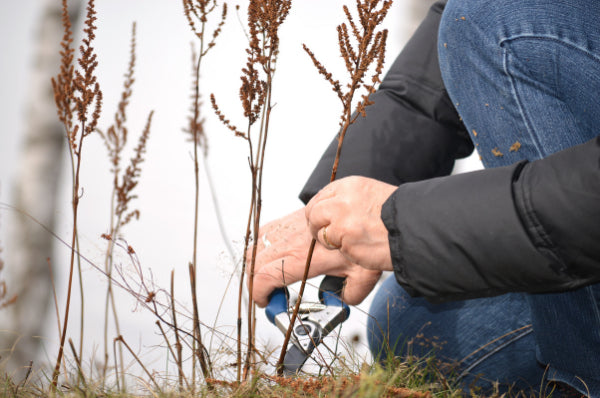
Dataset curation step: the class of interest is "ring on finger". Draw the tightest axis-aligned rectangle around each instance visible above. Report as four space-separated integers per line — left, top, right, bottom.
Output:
322 226 340 249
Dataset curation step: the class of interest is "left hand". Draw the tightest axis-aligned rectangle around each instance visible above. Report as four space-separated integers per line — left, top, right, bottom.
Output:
305 176 397 272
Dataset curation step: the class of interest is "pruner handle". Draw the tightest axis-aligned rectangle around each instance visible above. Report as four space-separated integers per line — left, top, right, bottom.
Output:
266 287 288 324
319 276 350 318
265 276 350 325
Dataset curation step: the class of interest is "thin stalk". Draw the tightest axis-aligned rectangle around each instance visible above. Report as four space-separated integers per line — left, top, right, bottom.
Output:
52 135 86 387
245 63 274 378
169 271 188 391
237 131 255 382
68 338 87 389
156 320 190 391
188 263 211 380
102 193 124 387
276 0 391 375
75 234 84 361
116 335 163 394
113 335 121 392
189 17 207 387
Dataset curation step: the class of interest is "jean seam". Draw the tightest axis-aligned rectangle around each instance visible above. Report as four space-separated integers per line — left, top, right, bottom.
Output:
500 35 600 157
499 34 600 65
501 39 543 157
457 324 534 380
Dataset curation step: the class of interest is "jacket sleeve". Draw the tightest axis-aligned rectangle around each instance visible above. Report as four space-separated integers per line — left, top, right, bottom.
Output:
299 0 472 204
383 135 600 302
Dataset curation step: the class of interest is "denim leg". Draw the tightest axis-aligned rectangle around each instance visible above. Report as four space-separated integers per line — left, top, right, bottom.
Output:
438 0 600 168
368 275 545 393
434 0 600 395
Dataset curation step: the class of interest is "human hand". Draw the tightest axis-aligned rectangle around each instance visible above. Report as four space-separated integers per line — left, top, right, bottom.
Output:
248 208 382 307
305 176 397 272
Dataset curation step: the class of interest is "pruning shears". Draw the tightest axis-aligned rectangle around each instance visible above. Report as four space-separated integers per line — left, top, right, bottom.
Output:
265 276 350 375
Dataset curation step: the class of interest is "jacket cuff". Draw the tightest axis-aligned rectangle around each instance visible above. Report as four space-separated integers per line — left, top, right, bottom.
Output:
382 162 581 301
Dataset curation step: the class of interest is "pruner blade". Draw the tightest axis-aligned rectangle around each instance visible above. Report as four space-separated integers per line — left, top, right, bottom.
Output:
265 276 350 375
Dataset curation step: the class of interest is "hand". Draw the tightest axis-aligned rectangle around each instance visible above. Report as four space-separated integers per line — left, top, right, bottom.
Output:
305 176 396 272
248 208 382 307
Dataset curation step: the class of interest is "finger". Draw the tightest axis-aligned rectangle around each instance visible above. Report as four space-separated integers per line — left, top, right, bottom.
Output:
305 196 338 238
250 257 308 307
340 269 381 305
319 225 341 250
305 184 337 213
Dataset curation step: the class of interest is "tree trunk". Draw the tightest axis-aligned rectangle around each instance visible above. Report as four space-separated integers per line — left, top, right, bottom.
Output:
0 0 82 376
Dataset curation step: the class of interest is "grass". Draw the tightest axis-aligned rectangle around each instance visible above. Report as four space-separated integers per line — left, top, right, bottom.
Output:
0 355 466 397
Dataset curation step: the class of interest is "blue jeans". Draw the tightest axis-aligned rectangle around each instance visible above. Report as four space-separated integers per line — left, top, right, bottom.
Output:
368 0 600 395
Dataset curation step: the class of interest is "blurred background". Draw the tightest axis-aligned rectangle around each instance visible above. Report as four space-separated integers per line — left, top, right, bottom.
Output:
0 0 480 383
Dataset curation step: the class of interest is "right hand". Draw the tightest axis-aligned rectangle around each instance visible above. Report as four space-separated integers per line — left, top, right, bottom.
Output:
248 208 382 307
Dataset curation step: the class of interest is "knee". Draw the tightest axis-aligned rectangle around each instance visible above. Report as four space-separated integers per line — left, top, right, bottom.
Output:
438 0 501 75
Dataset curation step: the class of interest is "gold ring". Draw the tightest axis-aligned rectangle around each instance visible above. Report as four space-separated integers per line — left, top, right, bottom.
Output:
322 226 339 249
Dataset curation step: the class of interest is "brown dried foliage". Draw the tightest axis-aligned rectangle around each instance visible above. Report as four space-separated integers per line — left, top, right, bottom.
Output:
114 110 153 228
212 0 291 133
51 0 103 386
278 0 391 375
210 0 292 382
303 0 390 126
240 0 291 125
97 23 154 230
183 0 227 55
98 23 137 176
52 0 103 153
184 44 207 151
182 0 227 150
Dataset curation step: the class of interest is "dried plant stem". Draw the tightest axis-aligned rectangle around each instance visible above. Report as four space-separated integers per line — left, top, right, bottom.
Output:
237 188 254 381
68 338 87 389
102 210 125 387
113 336 121 392
115 335 163 394
64 124 86 365
245 70 274 379
170 271 188 391
182 0 227 383
51 0 103 386
190 47 203 387
188 263 211 380
53 137 85 387
156 320 190 391
275 0 390 375
275 239 315 375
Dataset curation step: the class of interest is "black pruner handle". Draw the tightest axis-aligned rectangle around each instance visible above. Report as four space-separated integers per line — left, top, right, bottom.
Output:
318 276 345 301
318 276 350 319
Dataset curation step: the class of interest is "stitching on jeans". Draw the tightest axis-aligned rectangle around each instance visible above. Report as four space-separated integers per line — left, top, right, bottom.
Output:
500 34 600 65
501 38 572 270
501 42 544 158
457 324 534 380
499 34 600 159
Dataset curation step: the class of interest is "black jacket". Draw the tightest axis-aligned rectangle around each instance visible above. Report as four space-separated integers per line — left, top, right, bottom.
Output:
299 1 600 301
